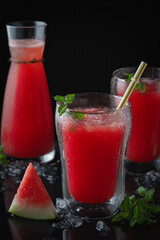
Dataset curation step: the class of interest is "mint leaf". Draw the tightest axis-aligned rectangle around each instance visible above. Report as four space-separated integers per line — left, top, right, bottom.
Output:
148 204 160 213
112 186 160 227
0 145 8 166
124 73 134 82
120 196 133 211
112 213 124 222
65 94 75 105
135 82 146 93
138 186 147 196
136 198 145 213
129 194 135 202
145 188 155 202
54 95 65 103
58 105 68 116
69 111 86 120
130 216 137 227
123 72 146 93
54 93 86 120
54 94 75 117
133 205 139 218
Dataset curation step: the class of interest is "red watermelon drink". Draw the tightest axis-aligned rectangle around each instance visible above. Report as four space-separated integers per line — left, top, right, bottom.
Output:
111 67 160 172
55 93 131 218
1 21 55 162
62 114 125 204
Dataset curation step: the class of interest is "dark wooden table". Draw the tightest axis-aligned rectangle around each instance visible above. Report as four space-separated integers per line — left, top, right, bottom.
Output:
1 147 160 240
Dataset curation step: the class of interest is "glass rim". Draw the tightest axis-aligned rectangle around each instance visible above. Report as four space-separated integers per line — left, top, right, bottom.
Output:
6 21 47 29
57 92 131 115
112 66 160 82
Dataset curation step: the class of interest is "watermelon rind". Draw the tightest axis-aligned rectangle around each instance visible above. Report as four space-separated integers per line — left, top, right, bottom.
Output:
9 195 57 220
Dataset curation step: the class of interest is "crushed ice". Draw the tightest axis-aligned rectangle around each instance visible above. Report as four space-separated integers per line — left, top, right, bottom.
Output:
52 197 84 229
134 170 160 190
52 213 83 229
52 198 112 232
0 159 60 188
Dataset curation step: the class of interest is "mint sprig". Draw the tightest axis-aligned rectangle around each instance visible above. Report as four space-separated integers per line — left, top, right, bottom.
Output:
0 145 8 166
54 94 86 120
112 186 160 227
134 82 146 92
124 72 146 93
124 73 134 82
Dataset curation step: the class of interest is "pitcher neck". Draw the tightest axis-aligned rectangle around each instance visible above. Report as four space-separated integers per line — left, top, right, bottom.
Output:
9 39 45 62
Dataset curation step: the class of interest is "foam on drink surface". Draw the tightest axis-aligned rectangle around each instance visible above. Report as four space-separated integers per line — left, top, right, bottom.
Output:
9 39 44 61
9 39 44 48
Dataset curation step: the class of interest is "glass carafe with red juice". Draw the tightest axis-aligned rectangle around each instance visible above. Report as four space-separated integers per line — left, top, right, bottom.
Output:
1 21 55 162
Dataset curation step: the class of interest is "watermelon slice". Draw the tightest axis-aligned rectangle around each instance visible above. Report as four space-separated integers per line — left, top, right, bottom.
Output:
8 162 57 220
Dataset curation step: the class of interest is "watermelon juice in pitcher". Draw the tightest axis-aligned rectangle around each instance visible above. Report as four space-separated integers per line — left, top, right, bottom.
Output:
1 21 55 162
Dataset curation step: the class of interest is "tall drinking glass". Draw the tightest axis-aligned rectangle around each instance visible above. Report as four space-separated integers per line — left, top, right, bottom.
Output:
1 21 55 163
56 93 131 218
111 67 160 173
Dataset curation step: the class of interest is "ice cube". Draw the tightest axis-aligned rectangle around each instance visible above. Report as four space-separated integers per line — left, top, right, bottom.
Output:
56 198 67 210
96 221 106 231
96 221 111 235
70 216 83 228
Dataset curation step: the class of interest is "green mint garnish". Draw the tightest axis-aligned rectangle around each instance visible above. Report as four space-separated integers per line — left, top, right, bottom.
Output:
112 186 160 227
54 94 86 120
124 72 146 93
124 73 134 82
69 111 86 120
54 94 75 116
134 82 146 93
0 145 8 166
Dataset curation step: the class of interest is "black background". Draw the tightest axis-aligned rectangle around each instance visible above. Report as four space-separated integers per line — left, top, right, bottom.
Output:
1 4 160 239
0 3 160 117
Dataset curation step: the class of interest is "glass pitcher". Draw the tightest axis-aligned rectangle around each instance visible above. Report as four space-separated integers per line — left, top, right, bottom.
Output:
1 21 55 163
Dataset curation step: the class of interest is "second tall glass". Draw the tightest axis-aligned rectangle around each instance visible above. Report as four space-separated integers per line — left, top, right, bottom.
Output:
111 67 160 173
1 21 55 163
